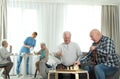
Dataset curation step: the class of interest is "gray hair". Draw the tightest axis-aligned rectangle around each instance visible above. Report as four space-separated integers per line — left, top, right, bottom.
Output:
63 31 71 37
40 43 46 46
1 39 7 47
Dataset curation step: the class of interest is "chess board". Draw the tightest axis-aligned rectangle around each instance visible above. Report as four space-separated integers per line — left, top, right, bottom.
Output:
56 68 83 72
56 65 82 72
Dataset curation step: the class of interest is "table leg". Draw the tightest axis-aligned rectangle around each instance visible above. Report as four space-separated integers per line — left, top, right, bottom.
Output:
86 72 89 79
55 73 58 79
75 73 79 79
48 73 50 79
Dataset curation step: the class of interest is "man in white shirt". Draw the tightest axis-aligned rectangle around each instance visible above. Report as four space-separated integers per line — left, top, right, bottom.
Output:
0 40 13 79
53 31 82 79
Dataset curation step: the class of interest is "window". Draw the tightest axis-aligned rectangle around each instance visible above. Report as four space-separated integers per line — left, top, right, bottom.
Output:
7 3 101 53
7 7 39 53
64 5 101 52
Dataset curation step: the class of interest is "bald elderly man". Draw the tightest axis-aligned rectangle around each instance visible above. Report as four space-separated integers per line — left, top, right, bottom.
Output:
74 29 119 79
53 31 82 79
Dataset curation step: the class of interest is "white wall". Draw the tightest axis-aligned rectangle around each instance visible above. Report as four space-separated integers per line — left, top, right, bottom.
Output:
9 0 120 5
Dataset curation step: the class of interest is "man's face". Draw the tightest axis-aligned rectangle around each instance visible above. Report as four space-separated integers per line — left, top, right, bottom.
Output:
64 35 71 44
4 41 8 48
90 33 99 43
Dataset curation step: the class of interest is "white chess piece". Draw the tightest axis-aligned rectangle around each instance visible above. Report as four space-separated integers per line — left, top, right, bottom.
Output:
67 67 69 70
70 66 73 70
74 65 79 70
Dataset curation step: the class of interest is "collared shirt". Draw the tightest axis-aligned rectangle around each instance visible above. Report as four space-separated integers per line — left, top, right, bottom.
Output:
0 47 11 64
80 35 119 68
53 42 82 66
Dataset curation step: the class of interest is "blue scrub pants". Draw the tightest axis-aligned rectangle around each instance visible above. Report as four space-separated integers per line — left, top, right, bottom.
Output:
16 53 29 75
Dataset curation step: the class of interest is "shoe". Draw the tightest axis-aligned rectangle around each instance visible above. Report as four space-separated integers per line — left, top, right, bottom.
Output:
1 74 5 79
17 74 22 78
36 75 42 78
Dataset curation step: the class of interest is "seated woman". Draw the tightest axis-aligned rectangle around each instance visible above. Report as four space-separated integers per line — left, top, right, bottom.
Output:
34 43 49 73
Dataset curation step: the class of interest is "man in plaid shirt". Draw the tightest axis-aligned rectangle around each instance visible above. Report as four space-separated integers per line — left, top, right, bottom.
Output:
74 29 119 79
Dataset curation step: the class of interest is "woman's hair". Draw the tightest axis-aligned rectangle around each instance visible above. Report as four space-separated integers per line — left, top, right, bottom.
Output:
32 32 38 36
40 43 46 46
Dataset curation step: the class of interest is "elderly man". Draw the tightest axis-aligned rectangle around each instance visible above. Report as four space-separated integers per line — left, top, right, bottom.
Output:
53 31 82 79
0 40 13 79
74 29 119 79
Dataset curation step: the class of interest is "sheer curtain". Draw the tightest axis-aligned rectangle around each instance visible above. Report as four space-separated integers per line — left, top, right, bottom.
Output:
101 5 120 54
7 1 65 53
7 1 101 54
0 0 7 41
7 0 65 75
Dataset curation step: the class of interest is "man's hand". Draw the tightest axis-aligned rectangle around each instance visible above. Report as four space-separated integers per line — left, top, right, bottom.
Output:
74 61 80 66
90 46 96 51
56 51 62 57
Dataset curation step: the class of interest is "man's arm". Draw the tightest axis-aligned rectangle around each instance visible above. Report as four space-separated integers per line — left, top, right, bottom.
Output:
52 45 62 57
80 51 92 64
74 51 92 65
96 38 114 56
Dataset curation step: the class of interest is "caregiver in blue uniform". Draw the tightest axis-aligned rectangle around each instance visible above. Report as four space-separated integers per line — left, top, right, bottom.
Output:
16 32 37 76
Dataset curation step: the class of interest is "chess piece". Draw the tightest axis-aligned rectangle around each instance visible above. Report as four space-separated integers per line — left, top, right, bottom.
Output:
67 67 69 70
74 65 79 70
70 66 73 70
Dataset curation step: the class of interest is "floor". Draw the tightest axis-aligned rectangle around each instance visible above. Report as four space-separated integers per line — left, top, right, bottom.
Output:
0 75 120 79
0 75 42 79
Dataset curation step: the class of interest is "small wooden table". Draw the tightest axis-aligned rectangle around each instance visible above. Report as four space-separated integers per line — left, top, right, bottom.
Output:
48 69 89 79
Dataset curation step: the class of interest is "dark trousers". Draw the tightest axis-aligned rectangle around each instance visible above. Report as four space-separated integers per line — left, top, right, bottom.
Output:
58 73 87 79
2 62 13 74
58 73 75 79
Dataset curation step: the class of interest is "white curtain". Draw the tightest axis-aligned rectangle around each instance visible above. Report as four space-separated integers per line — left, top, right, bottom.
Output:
36 3 65 52
7 1 65 53
101 5 120 54
7 0 65 75
0 0 7 42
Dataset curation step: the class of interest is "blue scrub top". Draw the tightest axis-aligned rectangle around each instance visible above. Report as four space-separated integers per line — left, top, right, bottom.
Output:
20 37 36 54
